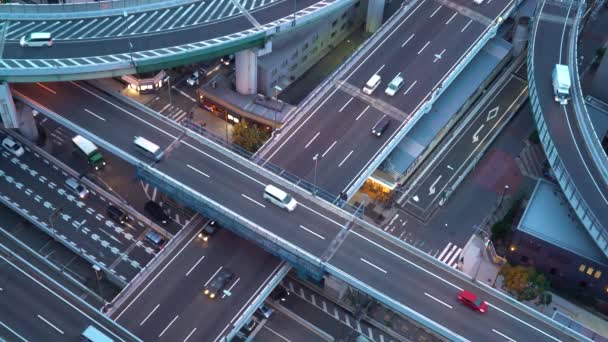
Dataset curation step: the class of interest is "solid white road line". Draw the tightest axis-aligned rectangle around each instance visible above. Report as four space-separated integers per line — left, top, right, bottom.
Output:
486 302 560 341
183 328 197 342
264 326 292 341
186 164 210 178
159 315 179 337
140 304 160 326
205 266 224 287
424 293 453 309
401 33 415 47
241 194 266 208
339 97 354 112
115 225 207 320
418 41 430 55
360 258 387 274
321 141 337 158
37 315 64 334
0 321 28 342
221 277 241 299
403 80 417 95
461 19 472 32
304 132 320 149
213 324 231 342
430 5 442 17
84 109 106 121
356 106 370 121
299 225 326 240
230 262 284 324
36 83 56 94
492 329 516 342
374 64 385 75
446 12 457 25
338 150 354 167
186 255 205 277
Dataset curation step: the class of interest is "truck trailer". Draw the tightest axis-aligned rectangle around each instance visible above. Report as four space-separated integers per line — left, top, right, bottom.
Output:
552 64 571 105
72 135 106 171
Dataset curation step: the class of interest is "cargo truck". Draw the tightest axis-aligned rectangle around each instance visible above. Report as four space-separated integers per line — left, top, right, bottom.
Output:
552 64 571 105
72 135 106 171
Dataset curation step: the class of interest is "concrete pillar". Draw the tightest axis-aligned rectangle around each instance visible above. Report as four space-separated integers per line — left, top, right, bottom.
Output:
0 82 38 141
323 274 348 301
512 17 529 57
235 49 258 95
366 0 386 33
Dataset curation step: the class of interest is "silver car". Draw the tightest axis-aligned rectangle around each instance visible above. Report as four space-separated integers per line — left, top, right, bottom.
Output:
65 177 89 199
2 136 25 157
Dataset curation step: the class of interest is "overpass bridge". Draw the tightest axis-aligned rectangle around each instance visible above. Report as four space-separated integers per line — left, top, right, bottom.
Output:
0 0 355 82
13 80 584 341
528 0 608 259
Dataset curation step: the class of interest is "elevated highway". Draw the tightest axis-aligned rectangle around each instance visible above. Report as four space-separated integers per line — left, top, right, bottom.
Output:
13 81 584 341
260 0 518 196
528 0 608 258
0 0 353 81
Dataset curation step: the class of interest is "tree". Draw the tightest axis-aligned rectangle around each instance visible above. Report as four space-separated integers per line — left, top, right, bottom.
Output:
231 121 269 153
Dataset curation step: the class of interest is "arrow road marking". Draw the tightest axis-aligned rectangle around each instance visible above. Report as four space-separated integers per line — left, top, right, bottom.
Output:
429 175 442 195
486 106 499 121
472 124 485 143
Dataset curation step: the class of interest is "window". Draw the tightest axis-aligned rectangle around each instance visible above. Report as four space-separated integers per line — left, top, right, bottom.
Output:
301 55 307 62
354 1 360 7
579 264 586 272
332 19 337 27
594 270 602 279
302 43 308 50
341 23 346 31
291 51 298 60
586 267 594 275
341 12 347 19
520 255 529 263
331 31 336 38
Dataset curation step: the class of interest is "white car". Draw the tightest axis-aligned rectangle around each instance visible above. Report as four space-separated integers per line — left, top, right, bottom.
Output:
2 136 25 157
186 71 199 86
385 74 404 96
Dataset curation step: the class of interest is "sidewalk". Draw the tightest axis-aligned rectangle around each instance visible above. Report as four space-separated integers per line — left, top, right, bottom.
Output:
459 234 500 286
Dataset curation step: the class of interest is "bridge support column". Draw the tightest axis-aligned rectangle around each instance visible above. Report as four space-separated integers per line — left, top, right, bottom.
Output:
366 0 386 33
323 274 348 300
0 82 38 141
512 17 530 57
235 49 258 95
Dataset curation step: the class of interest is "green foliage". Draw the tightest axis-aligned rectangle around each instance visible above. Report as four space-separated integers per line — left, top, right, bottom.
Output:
500 263 550 301
491 221 511 240
529 130 541 145
231 121 269 152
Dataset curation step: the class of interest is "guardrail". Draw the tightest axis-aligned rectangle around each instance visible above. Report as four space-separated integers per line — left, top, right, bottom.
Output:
344 0 521 198
569 2 608 191
528 0 608 258
0 0 195 19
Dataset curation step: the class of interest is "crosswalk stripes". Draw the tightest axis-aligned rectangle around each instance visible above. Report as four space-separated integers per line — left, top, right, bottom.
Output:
436 242 462 268
160 105 190 124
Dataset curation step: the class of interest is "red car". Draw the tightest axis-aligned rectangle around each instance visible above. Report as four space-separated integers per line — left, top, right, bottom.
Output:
458 290 488 313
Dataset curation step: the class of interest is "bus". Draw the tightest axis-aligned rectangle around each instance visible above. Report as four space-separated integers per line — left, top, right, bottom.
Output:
81 325 114 342
133 136 162 161
72 135 106 171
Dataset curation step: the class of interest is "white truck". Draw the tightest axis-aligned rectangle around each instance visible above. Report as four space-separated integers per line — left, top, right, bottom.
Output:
72 135 106 171
552 64 571 105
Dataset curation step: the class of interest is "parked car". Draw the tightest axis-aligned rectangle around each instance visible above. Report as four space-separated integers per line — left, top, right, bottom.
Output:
145 230 166 248
458 290 488 313
64 177 89 199
107 205 128 225
2 136 25 157
144 201 170 225
258 303 274 319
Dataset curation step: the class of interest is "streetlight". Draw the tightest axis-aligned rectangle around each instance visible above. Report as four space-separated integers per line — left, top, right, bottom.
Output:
313 153 320 196
497 184 510 209
92 264 103 298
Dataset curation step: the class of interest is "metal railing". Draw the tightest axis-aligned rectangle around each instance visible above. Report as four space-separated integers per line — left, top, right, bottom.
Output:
344 0 522 198
528 0 608 257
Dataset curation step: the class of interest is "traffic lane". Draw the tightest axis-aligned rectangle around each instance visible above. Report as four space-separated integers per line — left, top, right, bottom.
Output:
155 141 338 257
389 18 487 113
533 6 608 227
0 255 133 342
0 140 157 274
331 226 577 342
13 82 181 152
251 0 323 24
4 15 253 59
257 310 325 342
0 151 144 281
351 1 464 88
116 223 282 341
402 76 527 210
463 0 517 21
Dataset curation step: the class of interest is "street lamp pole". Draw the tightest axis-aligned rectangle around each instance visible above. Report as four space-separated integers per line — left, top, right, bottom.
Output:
167 75 172 105
497 184 510 210
123 12 134 68
313 153 319 196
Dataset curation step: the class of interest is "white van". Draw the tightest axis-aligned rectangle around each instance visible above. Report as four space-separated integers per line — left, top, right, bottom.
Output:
20 32 53 47
363 75 381 95
263 184 297 212
134 136 161 161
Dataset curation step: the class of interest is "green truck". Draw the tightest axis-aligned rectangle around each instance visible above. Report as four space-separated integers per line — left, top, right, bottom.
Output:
72 135 106 171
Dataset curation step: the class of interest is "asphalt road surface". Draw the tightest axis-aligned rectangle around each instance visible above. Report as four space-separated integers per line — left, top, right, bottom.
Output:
12 81 581 341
